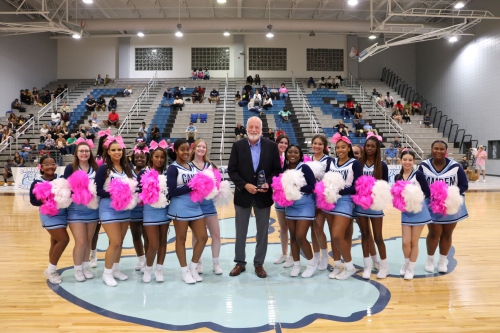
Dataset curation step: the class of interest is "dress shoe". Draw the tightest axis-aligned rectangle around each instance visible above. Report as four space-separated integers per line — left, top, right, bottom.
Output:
255 266 267 278
229 264 245 276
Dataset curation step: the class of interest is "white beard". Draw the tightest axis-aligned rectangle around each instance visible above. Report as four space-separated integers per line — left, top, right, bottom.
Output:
248 133 261 141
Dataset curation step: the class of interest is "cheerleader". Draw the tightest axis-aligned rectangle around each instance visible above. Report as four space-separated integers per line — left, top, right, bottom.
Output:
189 139 223 275
137 140 170 283
89 130 110 268
130 142 150 271
167 139 208 284
30 155 69 284
95 136 135 287
63 139 99 282
355 134 389 279
323 133 362 280
418 140 468 273
282 145 318 277
273 134 293 267
394 150 432 280
309 134 331 271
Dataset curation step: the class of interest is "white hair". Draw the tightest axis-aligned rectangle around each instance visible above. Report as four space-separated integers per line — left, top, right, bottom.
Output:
246 116 262 129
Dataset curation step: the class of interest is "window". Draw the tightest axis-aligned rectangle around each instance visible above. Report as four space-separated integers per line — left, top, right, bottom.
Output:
306 48 344 71
191 47 230 71
249 48 287 71
135 48 173 71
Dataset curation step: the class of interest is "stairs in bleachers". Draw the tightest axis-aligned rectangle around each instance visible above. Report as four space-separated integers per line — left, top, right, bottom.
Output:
211 80 235 166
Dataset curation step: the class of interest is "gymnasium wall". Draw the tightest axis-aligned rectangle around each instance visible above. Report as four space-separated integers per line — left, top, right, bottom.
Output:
416 0 500 175
0 1 57 112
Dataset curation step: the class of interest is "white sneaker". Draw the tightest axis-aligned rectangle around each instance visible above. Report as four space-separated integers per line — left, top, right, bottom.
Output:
437 260 448 273
135 257 146 271
328 265 342 279
283 255 294 268
89 255 98 268
3 183 7 187
318 256 329 271
82 267 94 279
140 266 146 273
373 260 381 270
182 269 196 284
112 269 128 281
102 272 117 287
190 267 203 282
197 260 204 274
404 268 414 280
400 263 408 276
483 179 486 183
425 258 435 273
143 269 152 283
74 269 86 282
274 254 287 264
362 266 372 279
301 263 318 278
290 265 301 277
44 269 61 284
376 267 389 279
336 266 356 280
155 270 164 282
213 263 223 275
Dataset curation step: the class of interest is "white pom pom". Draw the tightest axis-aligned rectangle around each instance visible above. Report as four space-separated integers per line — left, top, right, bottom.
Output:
445 186 463 215
370 180 392 211
87 181 99 210
124 178 139 210
202 169 219 200
151 175 169 208
51 178 73 209
323 172 345 204
213 180 233 206
305 161 325 181
281 169 306 201
402 183 425 214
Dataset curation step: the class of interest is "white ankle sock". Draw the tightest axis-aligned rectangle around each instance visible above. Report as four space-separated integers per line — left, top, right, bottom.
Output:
181 266 189 274
293 261 300 266
404 258 410 264
344 261 354 270
90 250 96 257
104 268 113 274
138 255 145 260
363 257 372 267
212 258 219 264
156 264 163 271
307 259 316 266
74 265 82 271
439 254 447 262
427 255 434 261
189 261 198 270
371 255 379 263
320 248 328 258
112 263 119 271
48 263 57 272
408 261 416 270
333 260 341 267
82 262 89 269
145 265 153 271
314 252 320 260
380 258 388 268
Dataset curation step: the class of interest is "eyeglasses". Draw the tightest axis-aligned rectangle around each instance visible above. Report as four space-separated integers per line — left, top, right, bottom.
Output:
78 150 91 154
42 163 57 167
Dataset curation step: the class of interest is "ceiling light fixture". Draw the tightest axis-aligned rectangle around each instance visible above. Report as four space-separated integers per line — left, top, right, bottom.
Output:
217 0 227 3
309 30 316 37
348 0 358 6
175 23 183 37
72 33 81 39
82 0 93 4
265 0 274 38
137 31 144 37
266 25 274 38
449 36 458 43
454 2 465 9
223 30 230 36
369 34 377 39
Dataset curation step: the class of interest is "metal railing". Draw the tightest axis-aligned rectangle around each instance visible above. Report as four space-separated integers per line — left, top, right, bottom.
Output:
118 71 158 134
37 88 68 126
0 116 37 154
219 74 229 167
290 72 319 134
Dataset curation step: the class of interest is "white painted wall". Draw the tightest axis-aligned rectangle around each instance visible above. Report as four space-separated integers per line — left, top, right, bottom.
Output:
57 38 118 79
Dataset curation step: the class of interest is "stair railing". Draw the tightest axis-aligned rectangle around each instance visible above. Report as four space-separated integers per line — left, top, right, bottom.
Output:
290 73 319 134
219 73 229 167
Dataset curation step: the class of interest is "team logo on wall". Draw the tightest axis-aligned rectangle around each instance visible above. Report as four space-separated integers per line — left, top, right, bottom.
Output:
17 168 39 190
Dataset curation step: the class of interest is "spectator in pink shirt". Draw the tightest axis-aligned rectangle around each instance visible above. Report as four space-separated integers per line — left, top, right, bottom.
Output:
472 146 487 182
279 84 289 100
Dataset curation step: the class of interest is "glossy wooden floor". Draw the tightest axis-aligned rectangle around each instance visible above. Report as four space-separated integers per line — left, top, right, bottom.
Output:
1 191 499 333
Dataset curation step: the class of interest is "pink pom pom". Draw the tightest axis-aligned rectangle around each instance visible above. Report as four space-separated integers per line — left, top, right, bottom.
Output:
109 179 133 211
96 158 104 167
351 175 375 210
33 182 59 216
188 172 215 203
280 155 285 168
271 174 293 207
303 155 312 163
68 170 93 205
429 181 448 215
212 168 222 190
314 181 335 211
391 180 411 212
138 169 160 205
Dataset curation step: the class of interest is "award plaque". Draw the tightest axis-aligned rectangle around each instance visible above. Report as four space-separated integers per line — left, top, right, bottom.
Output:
257 170 266 189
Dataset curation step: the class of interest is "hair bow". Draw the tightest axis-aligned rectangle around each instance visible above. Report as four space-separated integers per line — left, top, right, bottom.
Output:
366 132 382 142
133 145 149 155
103 135 126 149
75 137 95 149
189 143 195 151
149 140 168 151
98 128 111 138
401 148 409 152
331 132 351 145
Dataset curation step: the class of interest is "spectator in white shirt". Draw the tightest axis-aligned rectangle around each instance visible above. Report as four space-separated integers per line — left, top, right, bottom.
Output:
49 110 61 127
253 90 262 106
138 122 148 140
384 92 394 108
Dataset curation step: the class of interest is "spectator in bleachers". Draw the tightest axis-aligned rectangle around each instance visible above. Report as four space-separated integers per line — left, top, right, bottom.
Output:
333 76 340 89
104 74 114 86
56 85 63 96
39 124 49 143
247 99 261 115
90 113 100 132
203 67 210 80
60 111 70 127
96 95 106 111
1 126 13 143
208 88 220 105
391 108 403 124
86 95 96 112
253 89 262 106
163 88 173 99
150 124 160 142
53 125 63 138
423 113 431 128
13 152 25 167
50 109 61 127
75 124 86 138
198 86 205 99
66 133 77 154
135 131 146 143
385 144 400 165
94 74 104 86
254 74 261 86
372 88 379 97
165 139 173 151
326 76 334 89
62 125 70 139
85 128 95 141
411 100 421 115
124 85 133 97
269 85 278 100
60 101 70 114
267 128 275 141
260 84 268 96
108 96 117 111
235 123 247 140
375 93 384 108
353 119 365 137
262 95 273 111
25 89 35 104
279 107 291 123
393 137 402 151
3 159 17 186
341 105 350 120
185 122 197 142
172 95 184 111
334 120 349 136
104 109 120 128
318 77 327 88
404 100 411 113
363 120 378 136
345 98 355 117
234 91 241 103
191 69 198 80
279 84 289 100
246 75 254 85
354 102 363 119
11 99 26 113
173 87 182 99
276 128 286 138
32 87 41 105
138 122 148 139
17 115 26 128
197 68 204 80
384 92 394 108
460 155 469 172
307 77 316 88
394 100 404 112
191 88 203 103
8 113 20 129
44 134 56 150
55 133 67 155
20 90 31 105
402 108 411 124
40 90 51 105
20 139 32 161
338 75 344 85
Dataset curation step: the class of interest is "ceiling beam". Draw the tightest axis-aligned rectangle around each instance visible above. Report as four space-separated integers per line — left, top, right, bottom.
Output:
181 0 190 18
313 0 329 19
237 0 242 18
365 0 388 20
149 0 166 19
208 0 215 18
288 0 301 19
